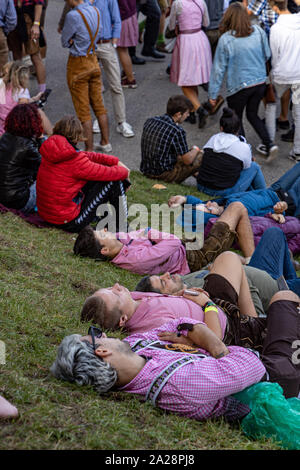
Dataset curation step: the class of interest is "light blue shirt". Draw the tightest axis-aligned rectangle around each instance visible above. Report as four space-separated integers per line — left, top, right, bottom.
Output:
0 0 17 34
61 3 101 56
85 0 121 40
209 25 271 98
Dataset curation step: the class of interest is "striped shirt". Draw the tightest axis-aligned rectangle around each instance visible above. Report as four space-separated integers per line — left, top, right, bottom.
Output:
120 318 266 421
140 114 189 176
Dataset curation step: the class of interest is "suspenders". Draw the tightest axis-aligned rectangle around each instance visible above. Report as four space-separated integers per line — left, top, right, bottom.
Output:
76 6 100 56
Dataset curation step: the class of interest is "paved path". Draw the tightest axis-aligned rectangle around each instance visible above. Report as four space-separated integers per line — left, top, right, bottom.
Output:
36 0 295 188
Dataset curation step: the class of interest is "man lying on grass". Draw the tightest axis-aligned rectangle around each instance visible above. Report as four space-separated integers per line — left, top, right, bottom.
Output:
74 201 255 273
81 251 274 353
51 290 300 427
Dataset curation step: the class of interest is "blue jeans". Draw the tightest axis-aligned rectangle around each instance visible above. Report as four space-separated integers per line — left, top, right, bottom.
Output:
20 182 37 214
197 162 267 197
249 227 300 296
270 161 300 216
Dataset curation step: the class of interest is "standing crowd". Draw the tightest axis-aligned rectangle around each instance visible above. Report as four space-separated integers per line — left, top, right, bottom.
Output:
0 0 300 449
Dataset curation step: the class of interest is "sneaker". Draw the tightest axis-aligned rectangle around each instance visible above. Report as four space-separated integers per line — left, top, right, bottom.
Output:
256 143 268 156
276 118 290 130
288 150 300 162
121 77 137 88
266 144 278 163
256 143 278 162
116 122 135 138
95 142 112 152
281 126 295 142
93 120 100 134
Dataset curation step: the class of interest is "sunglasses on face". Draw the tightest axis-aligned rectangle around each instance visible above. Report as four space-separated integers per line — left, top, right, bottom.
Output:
88 326 103 351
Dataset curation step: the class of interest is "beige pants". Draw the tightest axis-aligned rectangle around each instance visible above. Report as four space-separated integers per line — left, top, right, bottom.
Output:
96 42 126 124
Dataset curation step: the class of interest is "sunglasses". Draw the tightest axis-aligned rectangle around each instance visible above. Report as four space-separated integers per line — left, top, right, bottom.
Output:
88 326 103 351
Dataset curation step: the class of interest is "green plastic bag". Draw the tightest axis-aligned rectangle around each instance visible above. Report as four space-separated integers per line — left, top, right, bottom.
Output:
234 382 300 449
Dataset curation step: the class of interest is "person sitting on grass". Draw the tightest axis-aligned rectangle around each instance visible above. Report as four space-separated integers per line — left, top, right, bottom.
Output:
51 289 300 432
140 95 203 184
36 115 130 233
196 108 267 197
74 200 255 273
170 160 300 230
0 103 43 213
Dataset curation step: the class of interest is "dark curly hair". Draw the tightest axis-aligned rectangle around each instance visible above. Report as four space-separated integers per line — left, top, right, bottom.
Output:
4 103 43 138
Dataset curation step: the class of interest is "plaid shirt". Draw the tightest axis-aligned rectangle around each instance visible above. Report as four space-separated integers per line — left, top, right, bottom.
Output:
14 0 44 7
247 0 278 34
120 318 266 422
140 114 189 176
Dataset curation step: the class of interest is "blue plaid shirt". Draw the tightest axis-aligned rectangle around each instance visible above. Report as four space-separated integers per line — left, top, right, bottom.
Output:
248 0 278 34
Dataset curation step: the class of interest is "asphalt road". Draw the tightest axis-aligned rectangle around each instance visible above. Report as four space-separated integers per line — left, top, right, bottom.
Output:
33 0 295 187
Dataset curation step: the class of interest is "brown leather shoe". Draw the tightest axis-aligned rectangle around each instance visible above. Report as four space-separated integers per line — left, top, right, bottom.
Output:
156 42 170 53
209 95 224 115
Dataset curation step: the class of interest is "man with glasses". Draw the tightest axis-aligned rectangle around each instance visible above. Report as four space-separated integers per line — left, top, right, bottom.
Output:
51 287 300 428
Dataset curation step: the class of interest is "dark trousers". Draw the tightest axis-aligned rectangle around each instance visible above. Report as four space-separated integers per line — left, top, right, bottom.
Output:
261 299 300 398
227 83 271 147
57 180 128 233
129 0 161 56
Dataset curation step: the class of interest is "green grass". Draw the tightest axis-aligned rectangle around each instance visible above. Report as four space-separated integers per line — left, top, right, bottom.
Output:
0 172 289 450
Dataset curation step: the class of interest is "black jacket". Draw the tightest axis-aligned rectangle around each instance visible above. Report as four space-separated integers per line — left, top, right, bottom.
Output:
0 133 41 209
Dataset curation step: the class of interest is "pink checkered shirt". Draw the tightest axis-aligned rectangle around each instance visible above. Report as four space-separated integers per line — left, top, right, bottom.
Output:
120 318 266 421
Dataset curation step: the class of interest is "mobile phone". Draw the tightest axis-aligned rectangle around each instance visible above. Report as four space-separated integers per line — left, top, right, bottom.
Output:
184 289 199 296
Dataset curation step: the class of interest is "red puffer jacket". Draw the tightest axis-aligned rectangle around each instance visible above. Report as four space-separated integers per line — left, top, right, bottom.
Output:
37 135 129 224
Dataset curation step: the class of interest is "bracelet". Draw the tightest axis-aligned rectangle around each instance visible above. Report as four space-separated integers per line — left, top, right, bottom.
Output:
204 301 218 313
34 21 40 26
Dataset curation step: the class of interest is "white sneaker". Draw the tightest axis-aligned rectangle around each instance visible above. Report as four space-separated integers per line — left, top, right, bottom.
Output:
95 142 112 152
116 122 135 138
93 120 100 134
266 145 278 163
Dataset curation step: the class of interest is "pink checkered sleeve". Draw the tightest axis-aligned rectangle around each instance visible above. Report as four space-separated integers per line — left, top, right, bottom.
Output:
156 346 266 420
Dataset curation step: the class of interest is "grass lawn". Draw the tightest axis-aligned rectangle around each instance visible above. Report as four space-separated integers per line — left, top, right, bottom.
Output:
0 171 291 450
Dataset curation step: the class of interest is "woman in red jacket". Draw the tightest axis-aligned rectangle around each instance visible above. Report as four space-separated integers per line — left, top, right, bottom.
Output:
37 115 130 233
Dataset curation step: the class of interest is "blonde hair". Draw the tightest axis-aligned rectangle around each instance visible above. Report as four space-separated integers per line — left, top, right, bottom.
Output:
3 61 30 95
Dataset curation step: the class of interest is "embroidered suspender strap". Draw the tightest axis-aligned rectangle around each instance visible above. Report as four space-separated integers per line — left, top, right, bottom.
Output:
76 7 100 55
131 339 161 353
145 356 195 406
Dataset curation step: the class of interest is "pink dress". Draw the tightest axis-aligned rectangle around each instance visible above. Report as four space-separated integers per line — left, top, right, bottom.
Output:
0 85 17 136
170 0 212 86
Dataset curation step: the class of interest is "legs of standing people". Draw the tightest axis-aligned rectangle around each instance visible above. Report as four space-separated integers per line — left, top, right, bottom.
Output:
30 51 46 89
140 0 162 56
117 47 136 84
261 290 300 398
181 86 201 111
97 44 126 125
67 55 109 151
291 95 300 157
227 84 273 152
